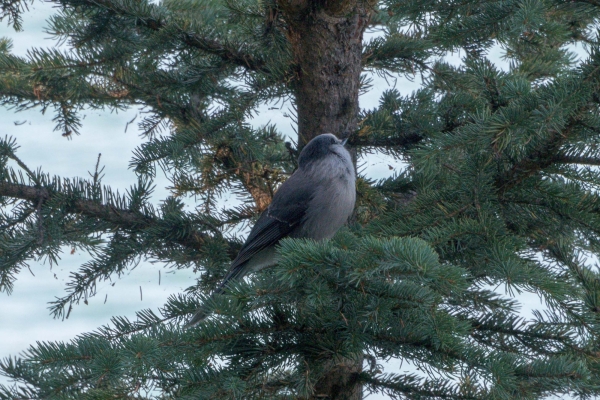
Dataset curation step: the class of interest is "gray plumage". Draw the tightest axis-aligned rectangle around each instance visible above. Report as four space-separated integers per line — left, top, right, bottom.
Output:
186 133 356 327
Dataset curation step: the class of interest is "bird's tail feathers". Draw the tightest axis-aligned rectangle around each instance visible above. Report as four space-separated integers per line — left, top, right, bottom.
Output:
218 263 249 291
184 288 222 328
184 264 249 328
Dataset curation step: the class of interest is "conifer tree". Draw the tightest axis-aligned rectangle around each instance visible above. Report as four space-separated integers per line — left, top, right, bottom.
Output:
3 0 600 398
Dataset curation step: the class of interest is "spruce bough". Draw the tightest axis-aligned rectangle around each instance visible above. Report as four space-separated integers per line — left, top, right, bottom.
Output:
1 0 600 398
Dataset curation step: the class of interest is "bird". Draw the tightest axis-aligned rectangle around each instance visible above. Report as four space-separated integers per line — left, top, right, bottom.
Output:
186 133 356 326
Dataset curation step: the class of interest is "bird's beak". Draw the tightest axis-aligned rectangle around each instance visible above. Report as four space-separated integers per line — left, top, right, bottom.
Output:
340 137 348 146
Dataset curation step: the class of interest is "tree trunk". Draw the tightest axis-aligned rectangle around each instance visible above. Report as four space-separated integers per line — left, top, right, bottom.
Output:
278 1 371 398
280 0 371 145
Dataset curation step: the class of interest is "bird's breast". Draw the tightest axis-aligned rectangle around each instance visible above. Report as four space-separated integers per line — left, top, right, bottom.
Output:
292 157 356 241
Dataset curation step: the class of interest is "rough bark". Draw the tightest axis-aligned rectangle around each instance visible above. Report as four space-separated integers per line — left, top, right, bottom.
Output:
277 1 372 398
280 0 372 145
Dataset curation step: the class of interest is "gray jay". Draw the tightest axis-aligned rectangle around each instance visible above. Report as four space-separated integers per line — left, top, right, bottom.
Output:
186 133 356 326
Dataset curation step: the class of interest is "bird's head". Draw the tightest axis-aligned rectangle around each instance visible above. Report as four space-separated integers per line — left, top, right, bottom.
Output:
298 133 349 168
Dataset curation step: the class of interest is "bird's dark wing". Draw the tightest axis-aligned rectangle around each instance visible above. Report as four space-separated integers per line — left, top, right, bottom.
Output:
187 172 315 326
222 172 314 283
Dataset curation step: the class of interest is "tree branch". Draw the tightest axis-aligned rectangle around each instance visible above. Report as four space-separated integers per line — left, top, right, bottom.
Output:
554 155 600 166
69 0 269 73
0 181 238 257
180 34 268 73
0 182 151 228
494 118 580 193
348 132 424 149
